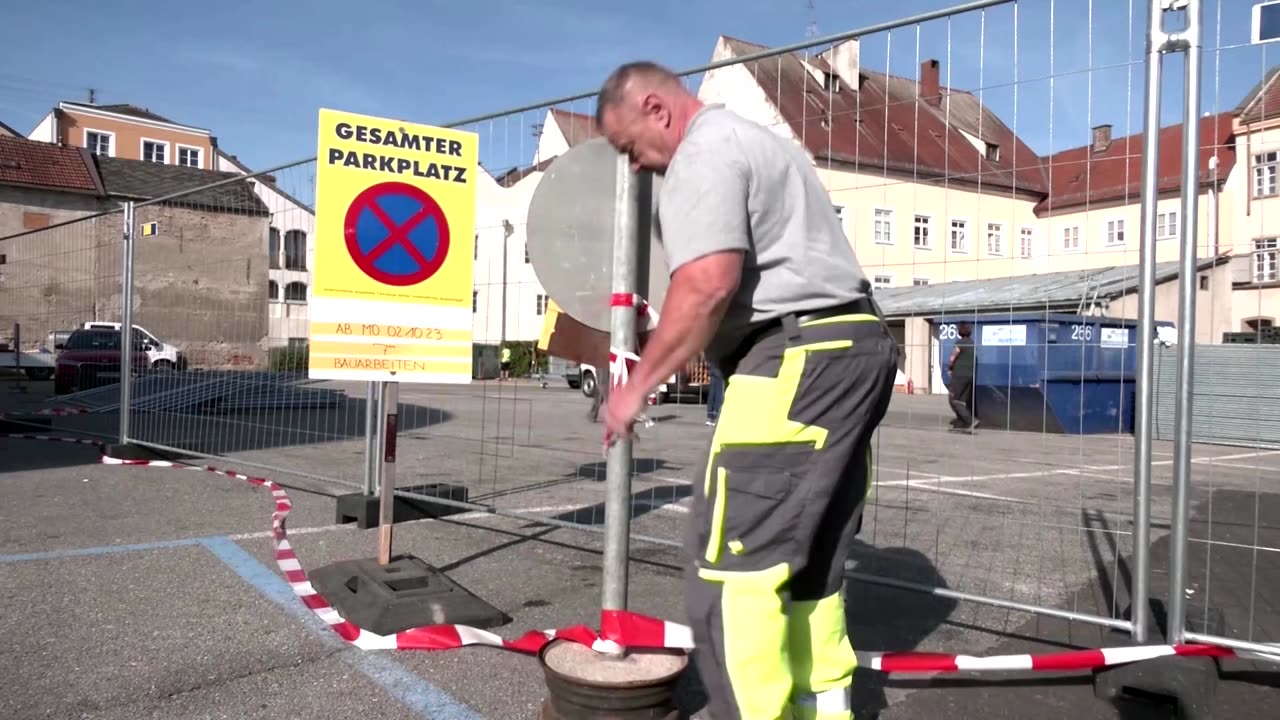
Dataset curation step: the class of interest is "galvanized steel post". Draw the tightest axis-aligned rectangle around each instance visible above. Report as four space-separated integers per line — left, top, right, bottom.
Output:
1131 0 1165 644
1166 0 1204 644
119 201 136 445
601 153 640 614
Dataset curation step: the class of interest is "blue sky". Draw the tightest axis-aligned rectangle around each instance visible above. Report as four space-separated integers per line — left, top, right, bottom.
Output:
0 0 1272 190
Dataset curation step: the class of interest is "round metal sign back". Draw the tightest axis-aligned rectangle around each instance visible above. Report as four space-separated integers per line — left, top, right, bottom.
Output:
525 136 667 333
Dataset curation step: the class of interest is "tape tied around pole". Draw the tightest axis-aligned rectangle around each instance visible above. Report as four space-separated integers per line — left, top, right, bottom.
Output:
6 422 1280 675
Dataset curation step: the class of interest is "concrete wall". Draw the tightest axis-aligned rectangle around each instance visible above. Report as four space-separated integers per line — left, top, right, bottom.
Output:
126 203 270 368
0 188 122 350
1109 261 1235 344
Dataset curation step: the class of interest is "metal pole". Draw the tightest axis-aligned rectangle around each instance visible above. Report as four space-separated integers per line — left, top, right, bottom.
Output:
1129 0 1165 645
119 202 136 445
376 381 400 565
1166 0 1204 645
364 380 381 496
501 220 512 355
600 154 640 613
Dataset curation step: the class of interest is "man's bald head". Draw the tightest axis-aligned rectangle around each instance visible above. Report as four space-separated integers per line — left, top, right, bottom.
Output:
594 62 685 126
594 61 702 174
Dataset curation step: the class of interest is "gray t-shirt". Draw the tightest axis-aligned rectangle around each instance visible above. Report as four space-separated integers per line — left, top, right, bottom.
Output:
656 103 871 363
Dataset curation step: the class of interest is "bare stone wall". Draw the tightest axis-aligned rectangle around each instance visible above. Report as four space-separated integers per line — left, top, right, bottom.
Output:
0 190 270 367
131 203 270 368
0 188 123 350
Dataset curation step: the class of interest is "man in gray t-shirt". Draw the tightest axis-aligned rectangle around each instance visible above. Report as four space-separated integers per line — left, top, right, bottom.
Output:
596 61 898 719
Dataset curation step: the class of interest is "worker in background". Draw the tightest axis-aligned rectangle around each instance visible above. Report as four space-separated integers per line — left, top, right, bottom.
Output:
499 345 512 381
704 358 724 426
945 322 978 432
596 61 899 720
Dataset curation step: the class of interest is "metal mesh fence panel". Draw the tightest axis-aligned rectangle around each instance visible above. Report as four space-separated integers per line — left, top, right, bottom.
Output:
0 209 124 416
119 161 375 494
1167 0 1280 658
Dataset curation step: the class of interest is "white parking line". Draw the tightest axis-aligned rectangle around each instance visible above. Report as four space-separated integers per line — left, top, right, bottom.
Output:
875 449 1280 489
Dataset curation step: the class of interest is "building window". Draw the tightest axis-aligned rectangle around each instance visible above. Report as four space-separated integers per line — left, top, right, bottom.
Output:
525 243 531 263
85 130 112 156
176 145 202 168
1157 209 1179 241
873 208 894 245
1244 317 1275 332
986 223 1004 256
474 233 478 260
913 215 932 249
1254 152 1279 198
284 230 307 270
268 227 281 269
1105 219 1126 246
287 337 308 352
1254 238 1279 283
283 281 308 303
1019 227 1034 258
1199 274 1210 291
949 219 969 253
872 273 893 289
535 294 548 315
984 143 1000 162
1062 225 1081 252
913 277 931 286
268 280 279 302
472 290 479 313
142 139 167 164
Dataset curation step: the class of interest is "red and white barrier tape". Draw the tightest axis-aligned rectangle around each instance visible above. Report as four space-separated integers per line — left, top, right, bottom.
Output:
5 429 1279 674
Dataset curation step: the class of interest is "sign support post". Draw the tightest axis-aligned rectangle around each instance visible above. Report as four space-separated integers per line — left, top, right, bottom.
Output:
601 155 640 615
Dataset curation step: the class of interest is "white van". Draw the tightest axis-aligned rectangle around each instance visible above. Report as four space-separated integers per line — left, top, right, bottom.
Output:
79 322 187 371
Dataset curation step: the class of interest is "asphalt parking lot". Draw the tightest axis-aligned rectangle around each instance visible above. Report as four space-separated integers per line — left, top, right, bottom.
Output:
2 374 1277 719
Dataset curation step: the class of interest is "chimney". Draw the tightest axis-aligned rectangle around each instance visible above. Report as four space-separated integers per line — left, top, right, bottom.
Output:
818 39 860 93
1091 124 1112 153
920 59 941 107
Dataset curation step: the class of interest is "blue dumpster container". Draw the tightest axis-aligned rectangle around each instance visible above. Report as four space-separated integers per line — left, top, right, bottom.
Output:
931 314 1174 435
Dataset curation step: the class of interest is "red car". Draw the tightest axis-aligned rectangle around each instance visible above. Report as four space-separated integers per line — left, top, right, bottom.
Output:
54 328 151 395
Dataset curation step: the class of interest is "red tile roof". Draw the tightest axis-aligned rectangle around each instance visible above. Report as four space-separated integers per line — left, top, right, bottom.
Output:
0 135 102 195
549 109 601 147
1236 68 1280 125
718 36 1048 195
1035 112 1236 214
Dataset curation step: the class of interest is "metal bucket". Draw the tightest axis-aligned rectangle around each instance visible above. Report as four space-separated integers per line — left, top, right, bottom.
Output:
537 639 688 719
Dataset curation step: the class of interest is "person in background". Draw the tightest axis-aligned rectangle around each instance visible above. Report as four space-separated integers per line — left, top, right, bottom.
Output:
499 345 512 381
704 359 724 426
946 322 978 432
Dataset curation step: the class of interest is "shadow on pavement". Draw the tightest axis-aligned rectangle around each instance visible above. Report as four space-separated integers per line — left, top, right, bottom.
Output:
1 386 453 476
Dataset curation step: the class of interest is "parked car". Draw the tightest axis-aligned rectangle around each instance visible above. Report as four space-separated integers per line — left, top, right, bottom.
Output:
53 328 151 395
569 356 709 404
79 322 187 371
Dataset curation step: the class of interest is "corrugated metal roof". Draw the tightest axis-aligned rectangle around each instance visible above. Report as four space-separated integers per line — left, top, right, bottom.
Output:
874 255 1228 318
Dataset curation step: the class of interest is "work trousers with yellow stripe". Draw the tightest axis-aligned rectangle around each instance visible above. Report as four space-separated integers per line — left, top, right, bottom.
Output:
686 312 899 720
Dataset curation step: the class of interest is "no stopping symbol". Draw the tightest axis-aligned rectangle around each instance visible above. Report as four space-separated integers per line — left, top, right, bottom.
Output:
344 181 451 286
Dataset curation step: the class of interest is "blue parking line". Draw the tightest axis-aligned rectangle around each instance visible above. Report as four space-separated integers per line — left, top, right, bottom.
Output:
199 537 483 720
0 536 206 563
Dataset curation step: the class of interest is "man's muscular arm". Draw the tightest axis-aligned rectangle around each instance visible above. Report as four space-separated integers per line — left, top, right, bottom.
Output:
625 250 742 396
